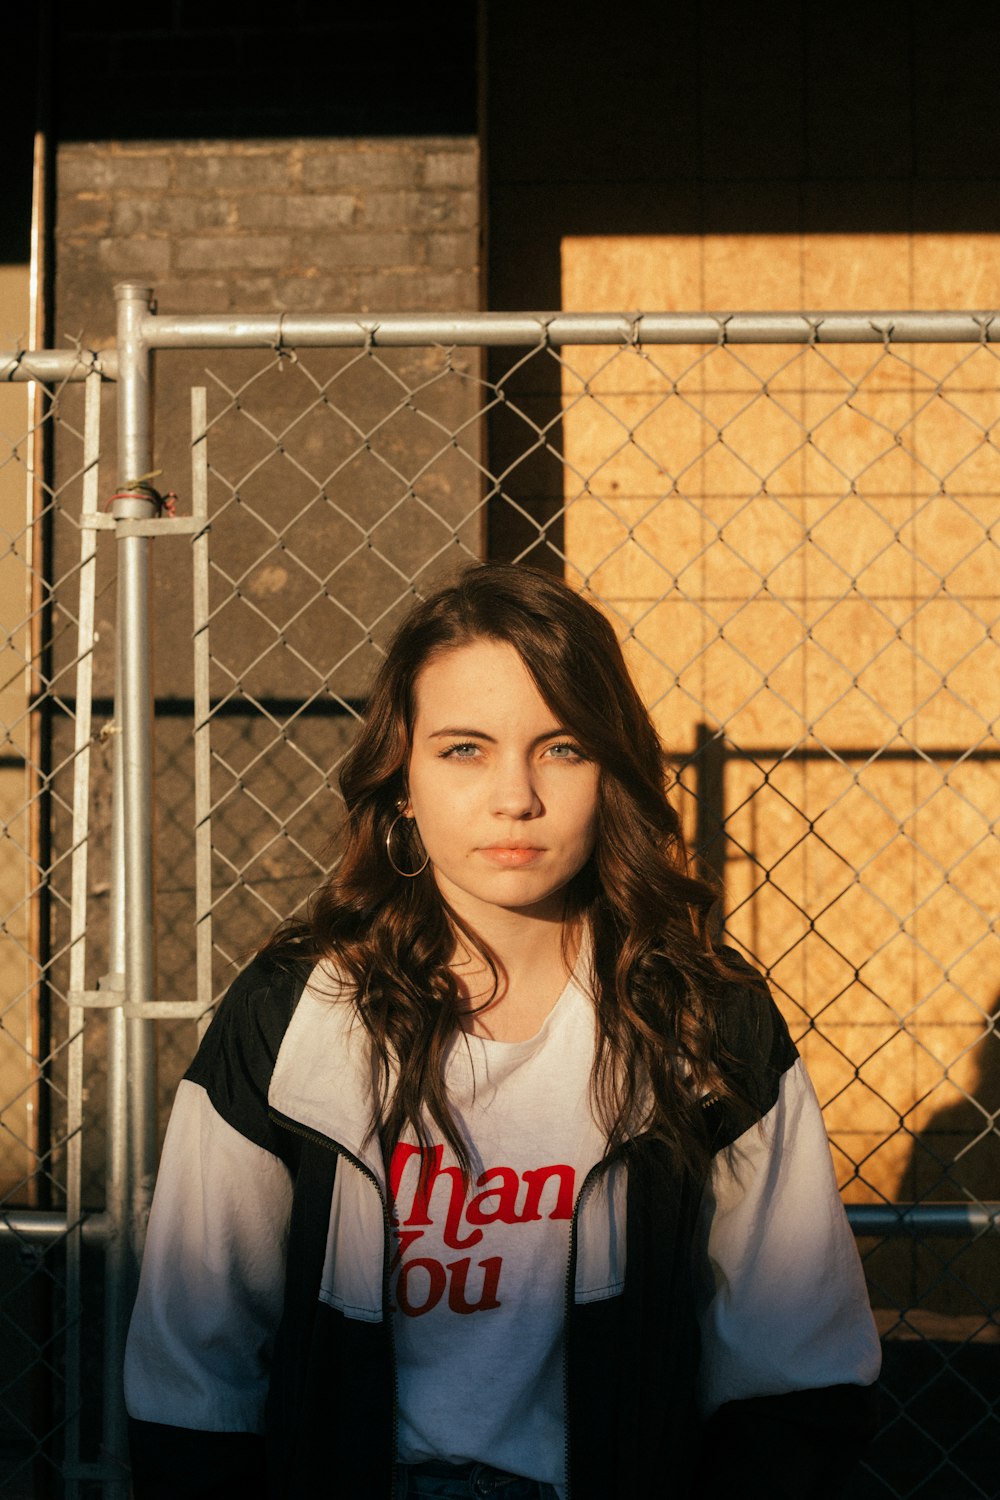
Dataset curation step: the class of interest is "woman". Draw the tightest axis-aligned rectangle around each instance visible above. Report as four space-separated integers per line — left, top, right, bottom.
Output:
126 563 880 1500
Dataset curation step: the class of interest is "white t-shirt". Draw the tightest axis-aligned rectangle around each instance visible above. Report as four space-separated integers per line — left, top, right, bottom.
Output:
390 968 605 1491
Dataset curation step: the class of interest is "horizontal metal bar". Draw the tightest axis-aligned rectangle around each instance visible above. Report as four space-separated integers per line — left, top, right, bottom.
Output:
639 311 1000 345
756 746 998 762
686 743 1000 764
68 991 210 1019
81 515 206 536
0 349 117 382
6 311 999 388
848 1203 1000 1236
57 691 1000 749
68 990 122 1009
0 1210 113 1244
52 694 366 719
138 309 1000 350
124 1001 213 1019
3 1205 993 1245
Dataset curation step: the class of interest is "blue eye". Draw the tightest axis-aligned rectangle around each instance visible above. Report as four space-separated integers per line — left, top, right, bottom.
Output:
545 741 587 761
440 742 480 759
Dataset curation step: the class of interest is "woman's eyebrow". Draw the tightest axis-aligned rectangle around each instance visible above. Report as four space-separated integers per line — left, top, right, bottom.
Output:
428 726 570 744
428 727 495 740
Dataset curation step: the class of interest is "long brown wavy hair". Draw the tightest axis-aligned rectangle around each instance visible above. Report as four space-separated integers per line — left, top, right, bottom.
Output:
266 563 754 1179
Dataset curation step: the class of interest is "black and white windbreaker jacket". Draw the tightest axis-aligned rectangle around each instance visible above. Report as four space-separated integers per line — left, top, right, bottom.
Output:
125 948 881 1499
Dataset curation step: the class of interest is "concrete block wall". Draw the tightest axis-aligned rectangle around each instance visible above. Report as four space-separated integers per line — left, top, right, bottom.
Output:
48 133 483 1153
55 136 480 331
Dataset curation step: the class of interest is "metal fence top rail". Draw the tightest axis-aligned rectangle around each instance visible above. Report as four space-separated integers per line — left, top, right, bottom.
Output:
6 308 1000 371
133 303 1000 349
0 348 116 382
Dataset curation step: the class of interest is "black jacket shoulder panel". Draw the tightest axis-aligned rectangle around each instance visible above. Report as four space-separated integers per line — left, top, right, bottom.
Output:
184 946 313 1169
704 947 800 1153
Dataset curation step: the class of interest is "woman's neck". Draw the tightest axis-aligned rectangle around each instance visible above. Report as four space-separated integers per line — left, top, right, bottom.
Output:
451 912 582 1043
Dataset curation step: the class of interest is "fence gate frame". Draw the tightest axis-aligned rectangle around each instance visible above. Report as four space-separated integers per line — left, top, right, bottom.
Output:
1 281 998 1496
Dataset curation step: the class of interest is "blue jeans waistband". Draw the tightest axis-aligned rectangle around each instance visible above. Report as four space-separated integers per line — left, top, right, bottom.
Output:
397 1459 558 1499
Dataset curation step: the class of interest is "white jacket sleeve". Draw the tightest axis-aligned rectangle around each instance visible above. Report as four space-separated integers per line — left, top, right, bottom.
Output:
696 1054 881 1416
124 1078 293 1433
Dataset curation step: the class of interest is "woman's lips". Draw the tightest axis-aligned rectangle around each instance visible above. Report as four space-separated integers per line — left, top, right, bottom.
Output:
477 845 545 867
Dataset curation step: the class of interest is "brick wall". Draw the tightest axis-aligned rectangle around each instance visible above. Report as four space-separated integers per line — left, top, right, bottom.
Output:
56 136 480 332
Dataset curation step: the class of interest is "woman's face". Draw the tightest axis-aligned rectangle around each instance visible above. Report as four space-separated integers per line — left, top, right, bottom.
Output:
404 638 600 929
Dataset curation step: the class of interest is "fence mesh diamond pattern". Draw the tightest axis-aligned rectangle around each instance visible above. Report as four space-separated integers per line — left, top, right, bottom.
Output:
1 365 111 1498
1 316 997 1498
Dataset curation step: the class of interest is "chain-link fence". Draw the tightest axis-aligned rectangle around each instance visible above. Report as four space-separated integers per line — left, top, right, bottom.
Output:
1 299 997 1497
0 352 117 1499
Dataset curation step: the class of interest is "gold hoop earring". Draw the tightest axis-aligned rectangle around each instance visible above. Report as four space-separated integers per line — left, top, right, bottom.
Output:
386 812 429 878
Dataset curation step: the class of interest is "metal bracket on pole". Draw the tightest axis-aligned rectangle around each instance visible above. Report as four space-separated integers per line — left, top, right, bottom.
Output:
81 514 205 536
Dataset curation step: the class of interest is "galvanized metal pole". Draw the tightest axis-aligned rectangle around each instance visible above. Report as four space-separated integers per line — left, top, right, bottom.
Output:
114 286 159 1228
102 281 159 1497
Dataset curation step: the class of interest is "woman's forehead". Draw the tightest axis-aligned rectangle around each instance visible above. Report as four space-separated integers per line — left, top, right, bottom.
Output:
411 638 547 719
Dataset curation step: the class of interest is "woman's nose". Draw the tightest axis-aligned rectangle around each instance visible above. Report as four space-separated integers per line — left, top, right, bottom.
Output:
491 759 542 818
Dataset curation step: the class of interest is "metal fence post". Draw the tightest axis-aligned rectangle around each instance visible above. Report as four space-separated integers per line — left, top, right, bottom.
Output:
102 281 159 1494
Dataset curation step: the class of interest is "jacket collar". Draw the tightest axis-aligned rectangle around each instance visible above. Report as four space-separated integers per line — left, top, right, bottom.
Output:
269 962 387 1183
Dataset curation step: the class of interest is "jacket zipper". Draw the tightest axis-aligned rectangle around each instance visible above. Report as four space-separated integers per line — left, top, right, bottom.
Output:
273 1106 634 1500
268 1107 400 1500
563 1156 617 1500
